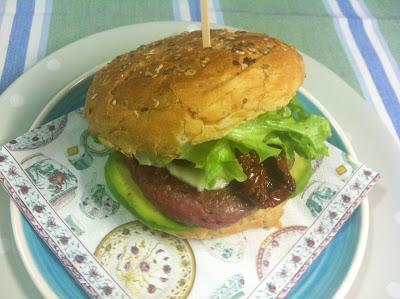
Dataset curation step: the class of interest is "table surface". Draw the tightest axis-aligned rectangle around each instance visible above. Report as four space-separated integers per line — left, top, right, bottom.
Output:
0 1 399 298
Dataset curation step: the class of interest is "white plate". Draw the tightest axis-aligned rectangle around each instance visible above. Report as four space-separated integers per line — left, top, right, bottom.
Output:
0 22 399 299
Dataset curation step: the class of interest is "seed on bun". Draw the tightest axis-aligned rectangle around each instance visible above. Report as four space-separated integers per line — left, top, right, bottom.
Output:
85 29 304 158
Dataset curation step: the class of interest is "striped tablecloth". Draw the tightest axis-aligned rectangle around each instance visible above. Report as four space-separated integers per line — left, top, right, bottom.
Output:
0 0 399 145
0 0 399 298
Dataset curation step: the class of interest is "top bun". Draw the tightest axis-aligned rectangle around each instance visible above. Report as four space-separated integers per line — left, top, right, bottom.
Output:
85 29 305 158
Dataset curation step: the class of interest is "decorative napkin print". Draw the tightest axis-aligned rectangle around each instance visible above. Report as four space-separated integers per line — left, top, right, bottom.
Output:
0 108 379 299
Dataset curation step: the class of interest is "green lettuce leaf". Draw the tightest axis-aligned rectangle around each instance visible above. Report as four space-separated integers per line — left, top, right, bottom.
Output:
181 97 331 189
136 97 332 189
204 140 248 188
181 140 247 188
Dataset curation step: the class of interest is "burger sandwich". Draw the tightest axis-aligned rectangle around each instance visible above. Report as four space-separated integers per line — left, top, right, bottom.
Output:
84 29 331 239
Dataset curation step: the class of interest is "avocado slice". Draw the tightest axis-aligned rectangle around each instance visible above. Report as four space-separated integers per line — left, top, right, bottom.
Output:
105 152 312 232
290 154 312 197
105 152 189 231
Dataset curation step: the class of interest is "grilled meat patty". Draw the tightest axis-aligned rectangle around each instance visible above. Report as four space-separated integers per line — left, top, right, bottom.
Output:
128 152 295 229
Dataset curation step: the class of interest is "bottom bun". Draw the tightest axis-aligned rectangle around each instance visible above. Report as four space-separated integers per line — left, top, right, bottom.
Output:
167 202 286 240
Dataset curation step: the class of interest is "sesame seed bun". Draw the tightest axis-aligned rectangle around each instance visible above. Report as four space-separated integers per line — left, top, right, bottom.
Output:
85 29 305 158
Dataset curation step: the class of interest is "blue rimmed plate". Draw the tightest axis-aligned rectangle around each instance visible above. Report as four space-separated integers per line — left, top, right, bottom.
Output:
1 22 369 299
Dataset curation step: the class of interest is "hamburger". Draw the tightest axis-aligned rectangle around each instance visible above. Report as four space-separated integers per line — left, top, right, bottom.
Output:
84 29 331 239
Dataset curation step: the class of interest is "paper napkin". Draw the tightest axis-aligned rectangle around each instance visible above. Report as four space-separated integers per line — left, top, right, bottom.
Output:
0 108 379 299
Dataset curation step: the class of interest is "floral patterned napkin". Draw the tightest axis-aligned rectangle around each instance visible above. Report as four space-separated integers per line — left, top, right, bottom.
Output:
0 108 379 299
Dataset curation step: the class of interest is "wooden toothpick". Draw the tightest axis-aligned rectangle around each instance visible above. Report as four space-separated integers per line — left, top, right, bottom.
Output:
200 0 211 48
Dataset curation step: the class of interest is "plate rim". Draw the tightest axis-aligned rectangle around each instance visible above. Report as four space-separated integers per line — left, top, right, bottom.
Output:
299 88 369 299
9 65 105 299
0 21 368 299
10 72 369 299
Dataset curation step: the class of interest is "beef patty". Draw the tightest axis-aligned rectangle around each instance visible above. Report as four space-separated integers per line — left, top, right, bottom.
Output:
128 152 295 229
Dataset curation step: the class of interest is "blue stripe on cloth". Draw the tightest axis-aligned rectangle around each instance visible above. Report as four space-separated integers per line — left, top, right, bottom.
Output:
37 0 53 59
213 0 224 24
338 0 400 136
188 0 201 21
0 0 6 26
322 0 370 99
172 0 181 21
357 0 400 84
0 0 35 94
